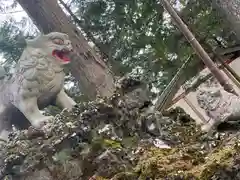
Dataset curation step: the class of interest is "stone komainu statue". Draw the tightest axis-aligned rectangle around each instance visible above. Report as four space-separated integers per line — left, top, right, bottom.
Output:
196 77 240 132
0 32 76 139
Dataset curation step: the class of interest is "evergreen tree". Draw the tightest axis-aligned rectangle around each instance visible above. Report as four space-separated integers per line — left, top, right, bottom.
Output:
213 0 240 41
0 0 238 93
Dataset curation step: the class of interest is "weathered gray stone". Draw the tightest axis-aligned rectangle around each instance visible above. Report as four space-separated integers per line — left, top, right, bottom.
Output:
196 77 240 132
0 32 76 140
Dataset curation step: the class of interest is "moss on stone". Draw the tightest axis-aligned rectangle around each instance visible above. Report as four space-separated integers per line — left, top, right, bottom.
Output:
1 76 240 179
131 135 240 179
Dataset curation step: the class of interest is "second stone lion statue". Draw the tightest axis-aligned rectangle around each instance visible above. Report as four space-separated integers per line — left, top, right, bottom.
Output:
0 32 76 140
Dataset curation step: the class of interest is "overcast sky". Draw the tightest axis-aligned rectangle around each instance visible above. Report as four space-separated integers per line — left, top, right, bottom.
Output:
0 0 71 34
0 1 27 22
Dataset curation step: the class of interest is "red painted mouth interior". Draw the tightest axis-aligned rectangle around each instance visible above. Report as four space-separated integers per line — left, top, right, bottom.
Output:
52 50 70 62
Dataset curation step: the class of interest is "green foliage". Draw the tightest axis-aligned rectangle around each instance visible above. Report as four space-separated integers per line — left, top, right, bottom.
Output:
0 17 37 72
0 20 25 66
179 0 237 48
0 0 238 91
70 0 237 91
73 0 174 89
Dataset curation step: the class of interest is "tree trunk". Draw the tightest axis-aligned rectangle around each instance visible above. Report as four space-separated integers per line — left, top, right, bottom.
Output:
58 0 124 76
213 0 240 41
16 0 115 99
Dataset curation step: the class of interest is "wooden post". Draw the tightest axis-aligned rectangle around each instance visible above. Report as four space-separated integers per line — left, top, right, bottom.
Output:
160 0 237 96
183 96 208 123
222 67 240 90
154 55 192 111
201 41 240 89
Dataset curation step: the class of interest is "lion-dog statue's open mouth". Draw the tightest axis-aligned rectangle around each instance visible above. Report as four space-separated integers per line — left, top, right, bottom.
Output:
51 36 73 63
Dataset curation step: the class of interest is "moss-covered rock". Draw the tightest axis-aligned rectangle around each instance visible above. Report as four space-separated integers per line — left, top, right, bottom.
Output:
0 76 239 180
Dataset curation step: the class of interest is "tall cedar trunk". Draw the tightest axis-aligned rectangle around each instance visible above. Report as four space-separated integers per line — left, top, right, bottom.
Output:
213 0 240 41
58 0 124 76
16 0 115 99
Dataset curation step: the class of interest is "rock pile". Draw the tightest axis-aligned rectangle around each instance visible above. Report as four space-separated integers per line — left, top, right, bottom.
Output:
0 76 239 180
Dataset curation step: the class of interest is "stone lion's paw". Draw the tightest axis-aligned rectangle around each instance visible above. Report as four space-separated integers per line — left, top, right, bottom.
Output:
201 124 212 132
31 115 54 129
201 121 217 133
62 108 69 112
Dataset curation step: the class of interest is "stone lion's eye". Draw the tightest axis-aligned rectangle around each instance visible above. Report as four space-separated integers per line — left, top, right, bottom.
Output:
53 38 64 45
